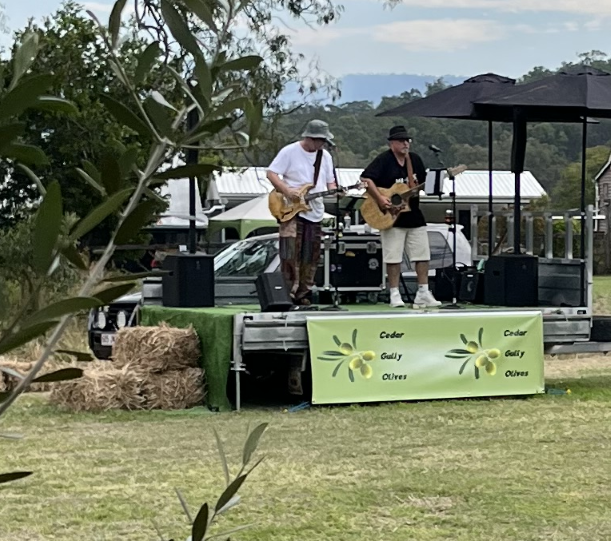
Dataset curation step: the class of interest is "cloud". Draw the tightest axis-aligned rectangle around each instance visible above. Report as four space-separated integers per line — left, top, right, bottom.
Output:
371 19 506 51
289 26 364 47
385 0 611 15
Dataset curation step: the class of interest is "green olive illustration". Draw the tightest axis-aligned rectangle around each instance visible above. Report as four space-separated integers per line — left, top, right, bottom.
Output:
361 351 376 361
475 354 488 368
340 343 354 355
485 361 497 375
360 364 373 379
349 355 363 370
487 348 501 359
466 341 479 353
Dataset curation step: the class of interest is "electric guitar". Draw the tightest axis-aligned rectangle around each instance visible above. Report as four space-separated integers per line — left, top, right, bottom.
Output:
269 182 366 223
360 165 467 231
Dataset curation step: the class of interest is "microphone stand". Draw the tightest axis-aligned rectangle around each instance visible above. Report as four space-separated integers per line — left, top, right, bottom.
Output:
431 148 463 310
321 150 347 312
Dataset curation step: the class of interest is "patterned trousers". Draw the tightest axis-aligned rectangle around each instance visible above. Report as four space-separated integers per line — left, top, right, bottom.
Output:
278 216 322 303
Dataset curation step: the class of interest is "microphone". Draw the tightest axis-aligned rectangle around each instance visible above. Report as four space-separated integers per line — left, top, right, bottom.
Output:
429 144 442 153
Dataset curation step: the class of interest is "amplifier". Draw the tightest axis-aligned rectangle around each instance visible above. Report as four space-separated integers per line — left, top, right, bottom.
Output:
459 270 484 303
434 267 464 302
162 253 215 307
484 254 538 307
255 273 293 312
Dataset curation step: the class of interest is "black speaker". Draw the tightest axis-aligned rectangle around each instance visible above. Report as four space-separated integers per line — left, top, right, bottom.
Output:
162 253 215 307
484 254 538 307
255 273 293 312
459 270 484 303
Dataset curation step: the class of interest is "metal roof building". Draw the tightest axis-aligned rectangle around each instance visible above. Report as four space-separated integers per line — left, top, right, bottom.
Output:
213 167 547 205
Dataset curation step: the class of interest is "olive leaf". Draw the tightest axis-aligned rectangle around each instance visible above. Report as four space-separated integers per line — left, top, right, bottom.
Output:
445 354 470 359
99 94 153 139
0 74 54 121
100 152 122 195
31 96 78 114
76 167 106 196
0 366 25 380
321 351 345 357
332 335 341 347
352 329 358 349
242 422 268 467
54 349 95 362
191 502 208 541
69 188 133 241
458 359 470 375
160 0 202 58
9 32 39 91
332 359 345 377
134 41 160 85
218 55 263 73
460 334 468 345
33 180 62 274
215 475 247 513
109 0 127 50
0 321 58 356
32 367 83 384
193 57 212 104
92 283 136 305
115 200 158 244
447 349 471 355
474 366 480 380
478 327 484 347
0 471 33 485
155 163 220 180
317 356 343 361
24 297 102 327
0 123 26 152
182 0 217 33
212 428 230 487
348 368 355 383
144 96 175 138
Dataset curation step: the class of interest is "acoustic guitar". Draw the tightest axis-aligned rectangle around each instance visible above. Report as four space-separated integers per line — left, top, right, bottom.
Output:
269 182 365 223
360 165 467 231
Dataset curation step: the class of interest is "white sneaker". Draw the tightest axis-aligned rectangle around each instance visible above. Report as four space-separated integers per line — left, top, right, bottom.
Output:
389 289 405 308
414 289 442 308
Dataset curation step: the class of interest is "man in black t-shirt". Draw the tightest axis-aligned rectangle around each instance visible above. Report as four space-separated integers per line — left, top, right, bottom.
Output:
360 125 441 308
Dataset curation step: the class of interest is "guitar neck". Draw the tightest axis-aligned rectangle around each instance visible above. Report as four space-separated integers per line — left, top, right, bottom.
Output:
304 184 360 202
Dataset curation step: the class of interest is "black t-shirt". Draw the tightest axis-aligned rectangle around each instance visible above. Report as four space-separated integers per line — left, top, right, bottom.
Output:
361 150 427 228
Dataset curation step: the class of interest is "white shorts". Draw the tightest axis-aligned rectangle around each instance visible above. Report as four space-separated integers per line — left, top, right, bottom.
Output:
380 226 430 264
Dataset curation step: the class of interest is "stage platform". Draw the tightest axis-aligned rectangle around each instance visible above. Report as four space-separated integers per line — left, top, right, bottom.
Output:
140 302 590 411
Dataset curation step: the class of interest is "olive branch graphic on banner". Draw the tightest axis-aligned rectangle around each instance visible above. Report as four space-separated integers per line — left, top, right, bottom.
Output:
316 329 376 383
445 327 501 380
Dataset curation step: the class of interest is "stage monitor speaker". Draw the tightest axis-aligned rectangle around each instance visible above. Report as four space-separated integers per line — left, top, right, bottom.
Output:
255 273 293 312
459 270 484 303
162 252 215 308
484 254 538 307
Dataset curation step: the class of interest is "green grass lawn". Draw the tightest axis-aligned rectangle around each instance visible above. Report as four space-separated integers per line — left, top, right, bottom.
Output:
3 356 611 541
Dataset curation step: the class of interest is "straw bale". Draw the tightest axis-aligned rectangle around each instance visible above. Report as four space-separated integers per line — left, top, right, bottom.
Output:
0 359 81 393
49 363 146 412
140 367 205 410
112 324 200 373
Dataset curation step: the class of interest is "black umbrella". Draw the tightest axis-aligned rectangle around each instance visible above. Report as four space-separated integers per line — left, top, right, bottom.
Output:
473 65 611 258
377 73 517 253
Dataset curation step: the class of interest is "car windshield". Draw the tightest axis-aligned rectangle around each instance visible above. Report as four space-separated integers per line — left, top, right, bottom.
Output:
214 238 279 277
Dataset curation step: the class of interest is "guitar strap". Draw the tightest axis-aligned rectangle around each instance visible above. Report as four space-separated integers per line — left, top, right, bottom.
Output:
313 149 323 187
405 152 416 189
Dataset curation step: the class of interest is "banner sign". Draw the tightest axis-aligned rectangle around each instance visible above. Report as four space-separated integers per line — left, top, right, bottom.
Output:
307 311 544 405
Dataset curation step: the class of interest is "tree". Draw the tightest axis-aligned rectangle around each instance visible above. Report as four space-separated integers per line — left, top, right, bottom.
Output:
552 146 610 209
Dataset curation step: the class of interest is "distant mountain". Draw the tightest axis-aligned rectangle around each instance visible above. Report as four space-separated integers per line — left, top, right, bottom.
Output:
338 73 467 104
283 73 468 106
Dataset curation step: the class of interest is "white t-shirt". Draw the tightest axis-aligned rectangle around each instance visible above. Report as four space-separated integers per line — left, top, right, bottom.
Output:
268 141 335 223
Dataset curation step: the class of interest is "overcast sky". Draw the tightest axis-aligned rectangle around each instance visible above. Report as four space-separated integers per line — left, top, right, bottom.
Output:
3 0 611 79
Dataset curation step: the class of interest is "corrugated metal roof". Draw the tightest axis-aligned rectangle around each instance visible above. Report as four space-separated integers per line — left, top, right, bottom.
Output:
214 167 546 200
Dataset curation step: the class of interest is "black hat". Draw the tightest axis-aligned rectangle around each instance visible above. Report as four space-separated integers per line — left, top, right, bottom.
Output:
387 125 411 141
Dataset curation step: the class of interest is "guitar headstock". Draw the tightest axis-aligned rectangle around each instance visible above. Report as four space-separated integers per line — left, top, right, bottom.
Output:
339 181 368 192
448 164 468 177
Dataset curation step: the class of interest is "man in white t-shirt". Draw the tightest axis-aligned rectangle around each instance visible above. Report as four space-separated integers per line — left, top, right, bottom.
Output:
267 119 337 305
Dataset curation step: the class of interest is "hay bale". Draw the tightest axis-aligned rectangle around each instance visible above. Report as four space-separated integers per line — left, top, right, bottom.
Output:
112 324 200 373
140 367 205 410
49 363 145 412
0 359 80 393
